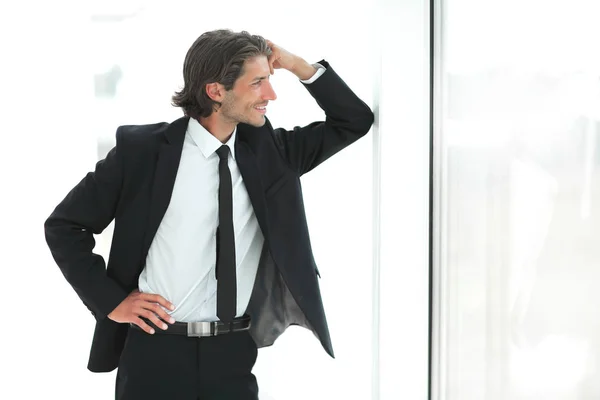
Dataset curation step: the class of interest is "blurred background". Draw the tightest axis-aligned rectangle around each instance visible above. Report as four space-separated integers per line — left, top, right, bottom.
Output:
0 0 599 399
433 0 600 399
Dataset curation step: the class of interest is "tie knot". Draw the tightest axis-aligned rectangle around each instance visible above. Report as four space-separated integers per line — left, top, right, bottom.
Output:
216 145 230 161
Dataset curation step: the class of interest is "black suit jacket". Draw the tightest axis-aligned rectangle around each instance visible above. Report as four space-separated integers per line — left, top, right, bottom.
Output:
45 61 374 372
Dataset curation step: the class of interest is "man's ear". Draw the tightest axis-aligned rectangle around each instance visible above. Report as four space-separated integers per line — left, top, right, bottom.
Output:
205 82 225 102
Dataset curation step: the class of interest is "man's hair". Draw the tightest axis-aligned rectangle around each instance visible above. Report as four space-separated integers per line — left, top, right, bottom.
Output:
172 29 272 119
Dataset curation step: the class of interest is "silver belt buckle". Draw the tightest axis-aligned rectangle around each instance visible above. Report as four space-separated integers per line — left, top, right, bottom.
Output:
187 321 217 337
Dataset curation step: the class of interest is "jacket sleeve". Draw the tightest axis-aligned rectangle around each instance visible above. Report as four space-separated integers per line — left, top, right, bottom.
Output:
44 129 129 320
271 60 374 176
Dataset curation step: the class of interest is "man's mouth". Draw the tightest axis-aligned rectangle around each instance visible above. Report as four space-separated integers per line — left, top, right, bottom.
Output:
254 105 267 114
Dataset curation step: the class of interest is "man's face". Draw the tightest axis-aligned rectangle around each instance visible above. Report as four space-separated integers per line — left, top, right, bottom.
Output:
219 56 277 127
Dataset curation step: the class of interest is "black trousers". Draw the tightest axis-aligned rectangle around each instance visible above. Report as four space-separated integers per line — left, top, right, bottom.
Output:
115 326 259 400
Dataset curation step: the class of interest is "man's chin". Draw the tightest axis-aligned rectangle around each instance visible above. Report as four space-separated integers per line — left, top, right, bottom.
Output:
246 117 266 128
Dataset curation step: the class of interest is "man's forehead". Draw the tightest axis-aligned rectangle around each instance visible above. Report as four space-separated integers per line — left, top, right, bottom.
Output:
242 56 270 77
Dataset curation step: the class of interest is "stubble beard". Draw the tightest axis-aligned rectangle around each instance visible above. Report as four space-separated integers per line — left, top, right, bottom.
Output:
220 96 265 128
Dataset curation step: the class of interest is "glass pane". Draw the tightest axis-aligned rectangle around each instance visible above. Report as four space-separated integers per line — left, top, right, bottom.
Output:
437 0 600 399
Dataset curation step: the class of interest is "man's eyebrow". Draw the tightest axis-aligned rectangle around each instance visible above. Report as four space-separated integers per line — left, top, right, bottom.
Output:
251 76 269 82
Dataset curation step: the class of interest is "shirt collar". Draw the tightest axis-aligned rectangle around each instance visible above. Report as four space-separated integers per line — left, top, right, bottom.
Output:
187 117 237 160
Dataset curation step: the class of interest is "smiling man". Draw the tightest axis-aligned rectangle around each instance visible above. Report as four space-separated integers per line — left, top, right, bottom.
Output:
45 29 374 400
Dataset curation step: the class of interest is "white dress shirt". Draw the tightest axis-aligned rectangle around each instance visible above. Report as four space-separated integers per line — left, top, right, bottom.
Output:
138 64 326 322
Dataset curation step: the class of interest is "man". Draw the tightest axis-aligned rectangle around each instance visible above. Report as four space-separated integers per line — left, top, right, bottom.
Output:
45 29 374 399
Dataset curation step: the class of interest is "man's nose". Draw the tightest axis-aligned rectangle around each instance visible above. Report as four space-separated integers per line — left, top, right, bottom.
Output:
263 81 277 101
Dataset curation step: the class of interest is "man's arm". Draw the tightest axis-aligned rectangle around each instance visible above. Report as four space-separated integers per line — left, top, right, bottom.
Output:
266 41 374 175
44 132 129 320
45 130 177 333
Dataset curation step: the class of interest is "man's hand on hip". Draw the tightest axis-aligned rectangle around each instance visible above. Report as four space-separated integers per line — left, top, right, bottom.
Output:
108 289 176 334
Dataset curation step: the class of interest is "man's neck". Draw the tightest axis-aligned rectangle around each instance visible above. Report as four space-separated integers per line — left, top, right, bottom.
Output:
198 116 236 144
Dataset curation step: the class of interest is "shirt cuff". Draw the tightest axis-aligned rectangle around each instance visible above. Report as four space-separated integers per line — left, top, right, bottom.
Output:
300 63 326 84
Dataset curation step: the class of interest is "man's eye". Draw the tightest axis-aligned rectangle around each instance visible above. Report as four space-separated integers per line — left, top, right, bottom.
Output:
253 81 261 86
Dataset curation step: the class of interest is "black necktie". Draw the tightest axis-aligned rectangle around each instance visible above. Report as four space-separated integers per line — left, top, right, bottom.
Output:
215 145 236 323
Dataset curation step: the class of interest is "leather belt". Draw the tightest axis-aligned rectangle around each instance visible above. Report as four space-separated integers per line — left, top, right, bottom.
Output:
131 315 251 337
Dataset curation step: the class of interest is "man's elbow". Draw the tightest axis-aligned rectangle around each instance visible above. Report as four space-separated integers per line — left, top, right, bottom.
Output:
355 108 375 137
43 212 68 249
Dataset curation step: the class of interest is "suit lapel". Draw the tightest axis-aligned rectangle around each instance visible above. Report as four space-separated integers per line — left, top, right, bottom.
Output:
140 119 270 263
141 117 189 261
235 135 270 241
